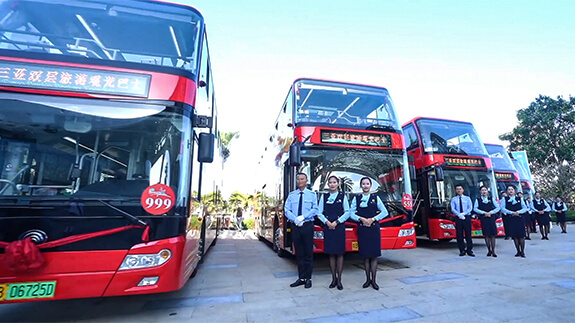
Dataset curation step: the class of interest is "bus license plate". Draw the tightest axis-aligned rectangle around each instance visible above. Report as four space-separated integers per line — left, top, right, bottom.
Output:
0 281 56 301
472 230 483 236
352 242 359 251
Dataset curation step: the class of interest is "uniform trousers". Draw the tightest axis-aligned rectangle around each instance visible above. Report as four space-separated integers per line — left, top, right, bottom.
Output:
456 215 473 252
291 221 314 280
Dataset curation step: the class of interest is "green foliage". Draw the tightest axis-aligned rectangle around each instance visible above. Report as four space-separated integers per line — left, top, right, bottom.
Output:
550 211 575 222
499 95 575 203
220 131 240 163
242 218 254 230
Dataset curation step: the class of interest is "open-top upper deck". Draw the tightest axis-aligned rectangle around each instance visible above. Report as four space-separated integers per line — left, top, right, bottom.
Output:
0 0 203 76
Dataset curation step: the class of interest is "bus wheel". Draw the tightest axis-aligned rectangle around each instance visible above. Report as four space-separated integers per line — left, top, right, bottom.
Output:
274 227 287 257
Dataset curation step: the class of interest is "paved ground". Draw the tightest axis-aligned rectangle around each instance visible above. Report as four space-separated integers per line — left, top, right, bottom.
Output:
1 225 575 322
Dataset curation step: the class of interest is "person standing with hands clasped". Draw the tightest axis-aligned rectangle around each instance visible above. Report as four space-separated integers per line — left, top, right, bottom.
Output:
532 191 551 240
473 186 500 257
317 175 350 290
285 173 318 288
349 177 388 290
552 196 568 233
451 185 474 257
501 185 528 257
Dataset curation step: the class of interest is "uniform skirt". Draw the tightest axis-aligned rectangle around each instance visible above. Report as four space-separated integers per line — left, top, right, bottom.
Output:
523 213 532 226
557 212 567 223
537 212 550 225
479 216 497 236
357 221 381 258
323 223 346 255
507 215 526 238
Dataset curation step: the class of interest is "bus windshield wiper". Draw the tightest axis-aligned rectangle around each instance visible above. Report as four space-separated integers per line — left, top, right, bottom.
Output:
366 124 397 132
97 199 147 226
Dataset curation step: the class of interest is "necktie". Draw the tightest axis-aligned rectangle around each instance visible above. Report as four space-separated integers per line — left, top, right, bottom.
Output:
459 196 463 213
298 191 303 216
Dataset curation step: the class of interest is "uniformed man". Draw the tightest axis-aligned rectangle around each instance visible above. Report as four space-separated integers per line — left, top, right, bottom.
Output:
285 172 318 288
451 184 474 257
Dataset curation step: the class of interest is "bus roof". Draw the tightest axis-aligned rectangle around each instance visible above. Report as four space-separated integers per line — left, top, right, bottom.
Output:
293 78 388 92
402 116 474 127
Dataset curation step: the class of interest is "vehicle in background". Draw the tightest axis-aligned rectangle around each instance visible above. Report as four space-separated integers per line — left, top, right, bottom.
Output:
402 117 504 240
485 144 521 195
510 151 536 198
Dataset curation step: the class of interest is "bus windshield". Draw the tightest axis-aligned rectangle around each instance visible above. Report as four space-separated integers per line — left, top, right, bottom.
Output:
300 148 410 216
0 0 203 73
512 159 531 182
0 92 188 205
485 144 515 172
416 119 487 156
429 169 496 209
294 80 400 131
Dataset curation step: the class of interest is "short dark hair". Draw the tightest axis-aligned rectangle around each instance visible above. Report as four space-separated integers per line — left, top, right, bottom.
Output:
296 172 308 179
360 177 372 185
479 185 488 190
455 184 464 189
506 184 517 191
328 175 340 183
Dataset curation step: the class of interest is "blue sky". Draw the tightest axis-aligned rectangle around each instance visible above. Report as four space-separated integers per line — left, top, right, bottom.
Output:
181 0 575 196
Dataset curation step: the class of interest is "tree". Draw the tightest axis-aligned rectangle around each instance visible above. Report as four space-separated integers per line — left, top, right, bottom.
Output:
499 95 575 202
220 131 240 163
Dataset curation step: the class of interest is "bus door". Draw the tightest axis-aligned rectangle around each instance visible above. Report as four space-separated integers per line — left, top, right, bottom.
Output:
282 161 294 251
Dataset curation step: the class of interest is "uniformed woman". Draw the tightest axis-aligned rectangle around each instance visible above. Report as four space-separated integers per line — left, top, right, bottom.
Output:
349 177 388 290
532 191 551 240
500 185 528 257
552 196 568 234
317 175 350 290
473 186 500 257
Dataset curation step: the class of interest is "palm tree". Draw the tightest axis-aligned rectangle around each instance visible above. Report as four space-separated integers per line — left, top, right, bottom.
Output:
220 131 240 163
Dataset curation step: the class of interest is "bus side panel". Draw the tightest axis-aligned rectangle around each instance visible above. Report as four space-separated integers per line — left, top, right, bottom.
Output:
181 229 201 282
428 218 457 240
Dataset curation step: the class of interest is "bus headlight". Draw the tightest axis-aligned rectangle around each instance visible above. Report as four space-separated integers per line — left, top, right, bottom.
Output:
119 249 172 270
496 222 504 227
398 228 415 237
439 223 455 230
313 231 324 239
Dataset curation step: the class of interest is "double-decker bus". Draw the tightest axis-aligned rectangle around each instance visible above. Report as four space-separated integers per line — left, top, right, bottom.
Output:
510 152 535 198
255 78 416 256
0 0 222 304
402 117 503 240
485 144 520 195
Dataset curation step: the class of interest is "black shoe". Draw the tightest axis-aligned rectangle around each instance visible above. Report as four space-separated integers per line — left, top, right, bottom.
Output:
487 251 492 257
290 279 305 287
337 281 343 290
520 252 526 258
515 252 520 257
371 281 379 290
492 253 497 257
504 237 510 240
459 251 466 257
467 251 475 257
526 237 531 240
304 279 312 289
545 237 550 240
362 280 371 288
329 280 337 289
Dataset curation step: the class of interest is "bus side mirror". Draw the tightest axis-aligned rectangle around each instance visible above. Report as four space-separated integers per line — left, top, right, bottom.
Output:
435 166 444 181
198 133 214 163
289 144 301 166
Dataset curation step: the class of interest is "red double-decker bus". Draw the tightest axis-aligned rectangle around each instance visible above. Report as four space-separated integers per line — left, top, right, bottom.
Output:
402 117 503 240
255 78 416 256
0 0 222 303
485 144 521 194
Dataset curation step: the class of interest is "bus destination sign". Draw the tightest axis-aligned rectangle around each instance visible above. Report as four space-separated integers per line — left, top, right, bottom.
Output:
0 61 151 97
495 172 515 180
444 157 485 167
320 129 392 147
